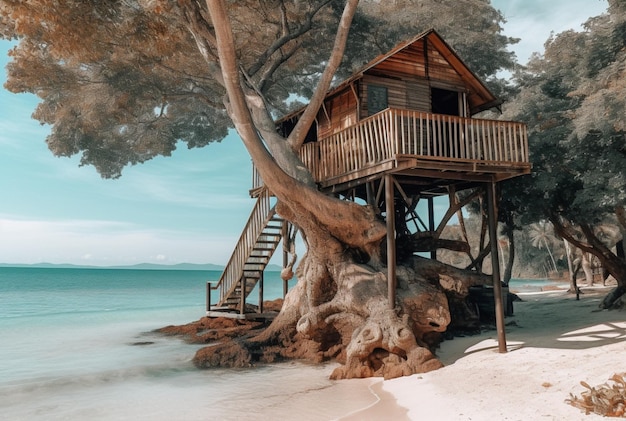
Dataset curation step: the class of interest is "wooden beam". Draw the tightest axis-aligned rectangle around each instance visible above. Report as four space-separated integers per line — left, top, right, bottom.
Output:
258 271 264 314
487 180 507 353
240 277 246 315
385 174 397 309
428 196 436 260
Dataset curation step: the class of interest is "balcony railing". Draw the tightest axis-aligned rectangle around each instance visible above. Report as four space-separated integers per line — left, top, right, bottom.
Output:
252 108 529 191
300 108 528 183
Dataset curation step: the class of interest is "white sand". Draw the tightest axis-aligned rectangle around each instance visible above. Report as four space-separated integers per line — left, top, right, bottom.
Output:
340 286 626 421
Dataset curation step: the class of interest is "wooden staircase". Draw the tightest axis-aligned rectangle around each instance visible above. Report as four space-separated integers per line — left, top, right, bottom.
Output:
207 188 284 317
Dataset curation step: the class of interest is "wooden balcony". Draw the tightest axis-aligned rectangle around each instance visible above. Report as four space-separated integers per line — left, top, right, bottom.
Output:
253 108 530 195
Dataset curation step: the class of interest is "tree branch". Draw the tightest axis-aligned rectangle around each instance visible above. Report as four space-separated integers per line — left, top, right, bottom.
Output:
206 0 384 254
247 0 333 78
181 0 224 86
287 0 360 150
205 0 276 172
258 45 298 93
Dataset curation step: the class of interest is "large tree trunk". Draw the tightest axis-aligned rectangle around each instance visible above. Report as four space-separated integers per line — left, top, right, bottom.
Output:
500 217 515 286
564 239 577 293
196 0 494 379
551 216 626 308
193 231 493 379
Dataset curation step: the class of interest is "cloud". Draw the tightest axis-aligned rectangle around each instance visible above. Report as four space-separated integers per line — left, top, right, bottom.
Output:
493 0 608 63
0 215 238 266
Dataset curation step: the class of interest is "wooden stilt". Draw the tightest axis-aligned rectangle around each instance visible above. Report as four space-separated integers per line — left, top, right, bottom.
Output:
258 271 264 313
206 281 212 312
240 277 246 315
366 181 376 208
282 221 289 298
487 180 507 353
385 174 397 309
428 196 436 260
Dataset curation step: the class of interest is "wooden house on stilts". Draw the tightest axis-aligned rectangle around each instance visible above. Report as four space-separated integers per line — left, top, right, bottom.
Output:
207 29 530 351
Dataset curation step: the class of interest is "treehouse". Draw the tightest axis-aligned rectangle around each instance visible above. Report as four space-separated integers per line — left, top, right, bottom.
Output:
208 29 530 347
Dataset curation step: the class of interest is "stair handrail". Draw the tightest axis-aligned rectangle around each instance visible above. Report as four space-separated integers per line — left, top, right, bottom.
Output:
213 188 276 306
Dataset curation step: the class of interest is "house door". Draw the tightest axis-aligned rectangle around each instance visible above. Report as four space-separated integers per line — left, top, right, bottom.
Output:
430 87 468 158
431 87 460 116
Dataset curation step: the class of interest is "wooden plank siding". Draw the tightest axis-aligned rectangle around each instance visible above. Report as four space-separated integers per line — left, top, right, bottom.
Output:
258 30 529 195
368 40 465 87
317 90 359 140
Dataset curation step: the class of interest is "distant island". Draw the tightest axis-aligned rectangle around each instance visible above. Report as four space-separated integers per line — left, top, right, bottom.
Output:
0 262 284 271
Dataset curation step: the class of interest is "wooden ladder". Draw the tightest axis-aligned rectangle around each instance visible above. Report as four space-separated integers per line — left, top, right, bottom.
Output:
208 188 284 315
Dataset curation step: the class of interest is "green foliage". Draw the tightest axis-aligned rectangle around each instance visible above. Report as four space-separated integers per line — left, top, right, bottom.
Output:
1 0 518 178
502 3 626 226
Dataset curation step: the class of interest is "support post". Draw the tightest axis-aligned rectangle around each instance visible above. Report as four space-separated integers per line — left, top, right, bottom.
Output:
428 196 436 260
258 272 264 314
282 222 289 298
240 278 246 315
206 281 212 312
366 181 376 208
487 181 507 353
385 175 397 309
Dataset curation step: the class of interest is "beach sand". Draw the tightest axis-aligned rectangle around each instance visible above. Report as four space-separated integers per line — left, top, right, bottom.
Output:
337 286 626 421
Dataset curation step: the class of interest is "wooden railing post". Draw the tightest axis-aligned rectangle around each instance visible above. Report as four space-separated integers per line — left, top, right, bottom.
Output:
258 272 264 314
240 277 246 315
295 108 528 184
206 281 212 312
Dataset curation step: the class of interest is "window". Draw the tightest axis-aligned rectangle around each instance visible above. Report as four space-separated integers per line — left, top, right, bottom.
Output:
431 87 460 116
367 84 388 115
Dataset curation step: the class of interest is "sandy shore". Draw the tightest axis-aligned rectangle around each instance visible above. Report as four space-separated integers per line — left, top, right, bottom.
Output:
339 286 626 421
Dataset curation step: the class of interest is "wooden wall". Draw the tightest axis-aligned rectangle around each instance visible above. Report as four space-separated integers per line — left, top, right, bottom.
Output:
317 89 358 139
314 37 474 139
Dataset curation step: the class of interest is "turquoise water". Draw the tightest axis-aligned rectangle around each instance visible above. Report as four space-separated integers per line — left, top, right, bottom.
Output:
0 267 557 420
508 277 564 293
0 267 344 421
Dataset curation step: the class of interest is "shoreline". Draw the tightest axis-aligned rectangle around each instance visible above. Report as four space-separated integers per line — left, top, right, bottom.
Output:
338 286 623 420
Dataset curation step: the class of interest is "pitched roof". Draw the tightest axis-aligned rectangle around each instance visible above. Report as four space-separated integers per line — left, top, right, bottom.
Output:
278 28 501 122
331 28 500 114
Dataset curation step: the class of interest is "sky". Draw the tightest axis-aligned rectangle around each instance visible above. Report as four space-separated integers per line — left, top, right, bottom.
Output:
0 0 609 267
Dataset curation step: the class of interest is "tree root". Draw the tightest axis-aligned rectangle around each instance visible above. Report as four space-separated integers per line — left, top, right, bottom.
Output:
174 254 491 379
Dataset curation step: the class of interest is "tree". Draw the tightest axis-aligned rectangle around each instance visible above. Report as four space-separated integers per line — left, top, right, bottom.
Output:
1 0 519 378
502 0 626 308
528 221 559 275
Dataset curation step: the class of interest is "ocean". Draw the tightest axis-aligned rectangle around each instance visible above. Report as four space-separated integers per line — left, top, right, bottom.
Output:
0 267 382 421
0 267 557 420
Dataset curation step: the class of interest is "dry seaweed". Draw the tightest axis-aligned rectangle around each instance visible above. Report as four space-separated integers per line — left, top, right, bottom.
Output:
566 373 626 417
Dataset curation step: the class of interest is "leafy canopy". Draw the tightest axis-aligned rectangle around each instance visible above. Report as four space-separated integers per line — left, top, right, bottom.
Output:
1 0 518 178
502 0 626 225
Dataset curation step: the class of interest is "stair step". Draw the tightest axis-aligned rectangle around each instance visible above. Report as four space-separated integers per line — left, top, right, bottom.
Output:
248 254 270 259
214 196 289 307
257 236 280 241
253 245 275 250
249 254 271 260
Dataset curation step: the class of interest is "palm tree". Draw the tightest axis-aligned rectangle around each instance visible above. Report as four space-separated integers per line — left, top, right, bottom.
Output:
529 221 559 274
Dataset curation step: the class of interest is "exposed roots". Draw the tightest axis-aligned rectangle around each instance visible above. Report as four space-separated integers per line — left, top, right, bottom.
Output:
180 252 491 380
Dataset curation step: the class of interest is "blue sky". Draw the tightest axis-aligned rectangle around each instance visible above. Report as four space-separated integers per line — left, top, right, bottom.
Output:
0 0 608 266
